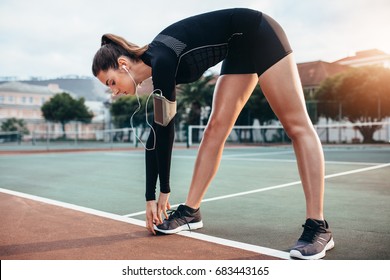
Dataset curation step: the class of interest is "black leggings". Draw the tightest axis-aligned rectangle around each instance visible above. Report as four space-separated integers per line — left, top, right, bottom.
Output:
145 120 174 201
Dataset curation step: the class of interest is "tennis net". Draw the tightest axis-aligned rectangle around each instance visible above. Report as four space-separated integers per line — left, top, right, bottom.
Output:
186 121 390 147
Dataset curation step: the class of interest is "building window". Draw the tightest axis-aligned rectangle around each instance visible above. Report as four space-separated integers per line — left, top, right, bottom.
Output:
22 96 27 103
29 97 34 104
0 96 4 103
8 96 14 103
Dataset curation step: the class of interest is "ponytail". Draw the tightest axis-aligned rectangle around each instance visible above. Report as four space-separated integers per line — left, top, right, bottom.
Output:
92 33 149 76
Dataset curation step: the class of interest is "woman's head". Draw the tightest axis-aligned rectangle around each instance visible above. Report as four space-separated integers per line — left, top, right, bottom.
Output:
92 33 148 77
92 34 149 96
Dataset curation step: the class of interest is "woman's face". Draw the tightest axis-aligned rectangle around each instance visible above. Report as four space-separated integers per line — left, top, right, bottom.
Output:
97 67 136 97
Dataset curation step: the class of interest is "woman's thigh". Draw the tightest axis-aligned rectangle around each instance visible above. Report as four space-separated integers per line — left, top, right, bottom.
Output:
259 53 312 136
206 74 258 136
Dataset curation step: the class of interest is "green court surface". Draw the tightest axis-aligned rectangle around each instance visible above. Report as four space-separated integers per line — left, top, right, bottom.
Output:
1 144 389 259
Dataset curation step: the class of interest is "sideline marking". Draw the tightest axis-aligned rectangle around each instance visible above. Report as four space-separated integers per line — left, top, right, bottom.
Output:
202 162 390 202
222 150 295 158
178 230 290 260
0 188 290 260
125 162 390 217
0 188 144 226
223 157 382 166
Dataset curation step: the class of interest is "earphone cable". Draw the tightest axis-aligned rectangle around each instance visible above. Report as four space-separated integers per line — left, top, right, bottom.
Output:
130 89 157 151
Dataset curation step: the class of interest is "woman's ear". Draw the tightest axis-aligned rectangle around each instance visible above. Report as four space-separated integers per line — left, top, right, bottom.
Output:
117 56 129 70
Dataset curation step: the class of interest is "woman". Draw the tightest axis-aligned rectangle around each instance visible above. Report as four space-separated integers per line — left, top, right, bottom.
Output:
92 8 334 260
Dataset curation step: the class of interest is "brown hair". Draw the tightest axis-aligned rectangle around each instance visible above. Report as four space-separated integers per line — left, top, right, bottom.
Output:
92 33 149 76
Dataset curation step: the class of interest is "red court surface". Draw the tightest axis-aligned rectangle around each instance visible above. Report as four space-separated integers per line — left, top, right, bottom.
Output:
0 192 282 260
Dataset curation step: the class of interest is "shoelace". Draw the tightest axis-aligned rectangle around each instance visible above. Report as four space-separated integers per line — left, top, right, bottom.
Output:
299 223 327 242
166 208 192 231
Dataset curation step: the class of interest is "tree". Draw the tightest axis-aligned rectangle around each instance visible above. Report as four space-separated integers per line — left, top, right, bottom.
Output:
109 94 153 141
244 85 277 125
110 95 153 127
177 74 215 142
178 74 280 143
317 66 390 143
177 73 215 123
0 118 29 142
41 92 93 138
240 85 279 142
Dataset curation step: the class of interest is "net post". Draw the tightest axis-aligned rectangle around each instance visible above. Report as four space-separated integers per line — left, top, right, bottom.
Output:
187 125 193 148
135 127 139 148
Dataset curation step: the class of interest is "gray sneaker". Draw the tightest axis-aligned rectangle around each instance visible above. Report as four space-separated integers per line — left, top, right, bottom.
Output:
154 204 203 234
290 219 335 260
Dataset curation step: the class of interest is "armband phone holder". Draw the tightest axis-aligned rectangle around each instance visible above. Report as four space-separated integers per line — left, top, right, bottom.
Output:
153 93 176 126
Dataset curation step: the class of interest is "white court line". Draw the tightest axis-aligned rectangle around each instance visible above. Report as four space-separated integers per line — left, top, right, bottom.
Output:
0 188 289 260
224 157 383 166
103 150 294 159
323 162 390 179
222 150 295 158
124 162 390 217
201 162 390 202
177 230 290 260
0 188 145 227
104 151 383 166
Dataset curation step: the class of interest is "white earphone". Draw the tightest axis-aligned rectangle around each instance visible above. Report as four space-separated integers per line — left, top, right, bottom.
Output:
121 64 156 151
121 65 138 91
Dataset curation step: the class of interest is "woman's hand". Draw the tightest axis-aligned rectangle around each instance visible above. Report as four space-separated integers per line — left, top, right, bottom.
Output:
157 192 171 221
146 200 159 235
145 194 171 235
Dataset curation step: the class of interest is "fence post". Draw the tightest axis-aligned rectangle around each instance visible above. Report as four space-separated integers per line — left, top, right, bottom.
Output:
187 125 193 148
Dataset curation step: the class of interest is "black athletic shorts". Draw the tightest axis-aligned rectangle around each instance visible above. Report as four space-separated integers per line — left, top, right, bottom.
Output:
221 13 292 76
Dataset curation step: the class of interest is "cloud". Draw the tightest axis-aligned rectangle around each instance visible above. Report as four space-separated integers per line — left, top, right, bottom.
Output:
0 0 389 78
278 0 390 62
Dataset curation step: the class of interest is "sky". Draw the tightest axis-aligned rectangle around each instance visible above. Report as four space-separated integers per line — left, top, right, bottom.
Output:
1 0 390 79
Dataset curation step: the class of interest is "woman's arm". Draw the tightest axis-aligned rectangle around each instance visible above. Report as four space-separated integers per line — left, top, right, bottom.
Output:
144 46 178 232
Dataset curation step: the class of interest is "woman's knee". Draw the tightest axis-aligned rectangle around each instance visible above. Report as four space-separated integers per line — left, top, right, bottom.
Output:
202 118 230 145
284 121 316 141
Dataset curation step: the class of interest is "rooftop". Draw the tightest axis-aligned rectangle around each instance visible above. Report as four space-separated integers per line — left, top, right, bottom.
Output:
0 82 61 95
334 49 390 64
297 60 350 87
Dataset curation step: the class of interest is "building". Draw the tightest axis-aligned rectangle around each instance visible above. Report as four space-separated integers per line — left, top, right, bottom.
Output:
334 49 390 68
297 60 350 98
298 49 390 95
0 82 60 134
0 82 105 141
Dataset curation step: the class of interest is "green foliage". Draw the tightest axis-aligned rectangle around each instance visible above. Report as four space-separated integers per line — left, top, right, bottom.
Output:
0 118 29 142
1 117 29 134
177 74 277 127
316 66 390 142
177 74 215 109
177 74 215 126
110 95 153 128
41 92 93 137
243 85 276 125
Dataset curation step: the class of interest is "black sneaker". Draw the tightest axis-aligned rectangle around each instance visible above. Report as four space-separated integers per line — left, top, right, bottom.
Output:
290 218 335 260
154 204 203 234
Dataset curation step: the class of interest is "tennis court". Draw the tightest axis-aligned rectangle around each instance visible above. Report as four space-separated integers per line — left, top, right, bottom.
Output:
0 144 389 260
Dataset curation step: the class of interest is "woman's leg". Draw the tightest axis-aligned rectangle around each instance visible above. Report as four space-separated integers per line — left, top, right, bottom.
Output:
259 53 325 220
185 74 259 209
185 53 324 221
